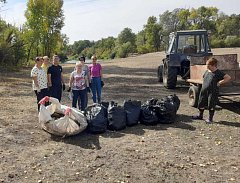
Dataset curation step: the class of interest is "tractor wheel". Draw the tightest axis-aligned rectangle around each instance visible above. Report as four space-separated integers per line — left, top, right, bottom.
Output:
157 65 163 82
163 62 177 89
188 85 200 107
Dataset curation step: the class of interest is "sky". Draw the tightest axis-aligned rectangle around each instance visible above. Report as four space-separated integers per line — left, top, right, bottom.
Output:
1 0 240 44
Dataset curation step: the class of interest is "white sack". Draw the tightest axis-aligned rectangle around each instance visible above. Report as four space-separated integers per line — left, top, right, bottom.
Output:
38 97 87 137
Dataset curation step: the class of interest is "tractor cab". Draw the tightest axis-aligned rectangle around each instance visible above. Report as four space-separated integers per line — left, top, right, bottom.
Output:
158 30 213 89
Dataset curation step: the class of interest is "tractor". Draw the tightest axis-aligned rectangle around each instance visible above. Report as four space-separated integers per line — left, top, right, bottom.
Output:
157 30 213 89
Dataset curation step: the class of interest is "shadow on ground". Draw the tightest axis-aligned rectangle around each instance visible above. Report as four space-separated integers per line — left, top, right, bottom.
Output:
217 121 240 127
50 114 195 149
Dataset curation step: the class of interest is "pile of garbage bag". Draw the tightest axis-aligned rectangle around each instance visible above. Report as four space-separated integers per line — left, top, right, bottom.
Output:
38 94 180 136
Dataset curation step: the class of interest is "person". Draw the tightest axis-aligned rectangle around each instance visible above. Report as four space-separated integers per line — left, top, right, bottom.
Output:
192 57 231 123
47 55 65 102
31 57 48 111
41 56 50 74
68 62 89 111
88 55 103 103
79 56 90 108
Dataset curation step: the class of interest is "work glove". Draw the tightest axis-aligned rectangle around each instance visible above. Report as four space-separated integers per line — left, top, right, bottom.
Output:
62 84 66 91
67 87 71 92
48 86 52 91
87 87 91 93
101 80 104 87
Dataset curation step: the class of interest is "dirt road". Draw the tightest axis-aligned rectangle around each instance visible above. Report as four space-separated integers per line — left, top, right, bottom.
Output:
0 48 239 183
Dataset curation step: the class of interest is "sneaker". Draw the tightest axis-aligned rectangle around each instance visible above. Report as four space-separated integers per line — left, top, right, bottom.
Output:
192 115 203 120
205 119 213 124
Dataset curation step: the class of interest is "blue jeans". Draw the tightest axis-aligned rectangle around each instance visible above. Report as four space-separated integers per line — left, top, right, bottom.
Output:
72 89 87 110
78 91 88 109
91 77 102 103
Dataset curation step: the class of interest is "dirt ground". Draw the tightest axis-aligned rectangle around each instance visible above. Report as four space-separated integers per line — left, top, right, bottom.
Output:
0 48 239 183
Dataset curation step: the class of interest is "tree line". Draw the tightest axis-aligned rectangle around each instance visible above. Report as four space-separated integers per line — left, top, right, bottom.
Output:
0 0 67 68
69 6 240 60
0 1 240 68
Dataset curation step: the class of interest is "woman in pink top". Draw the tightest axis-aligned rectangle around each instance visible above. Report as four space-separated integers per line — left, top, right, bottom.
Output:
88 55 102 103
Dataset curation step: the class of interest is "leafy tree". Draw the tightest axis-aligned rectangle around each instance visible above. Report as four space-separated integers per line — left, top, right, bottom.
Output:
24 0 64 61
116 28 136 57
177 9 191 30
216 14 240 38
159 9 181 34
136 30 148 53
189 6 218 32
117 27 136 46
0 20 26 67
71 40 94 55
144 16 162 52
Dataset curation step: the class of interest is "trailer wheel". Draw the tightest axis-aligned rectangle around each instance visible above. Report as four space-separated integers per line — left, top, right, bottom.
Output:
163 61 177 89
188 85 200 107
157 65 163 82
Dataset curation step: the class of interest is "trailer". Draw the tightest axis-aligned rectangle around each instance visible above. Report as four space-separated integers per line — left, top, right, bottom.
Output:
187 54 240 107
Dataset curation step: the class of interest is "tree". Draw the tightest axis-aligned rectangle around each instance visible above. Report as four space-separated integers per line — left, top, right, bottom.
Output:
117 28 136 45
177 9 191 30
116 28 136 57
0 19 26 66
144 16 162 52
136 30 148 54
189 6 218 32
159 9 181 34
24 0 64 61
217 14 240 38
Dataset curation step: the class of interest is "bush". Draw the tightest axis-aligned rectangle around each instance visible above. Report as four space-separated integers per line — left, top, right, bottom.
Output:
117 42 134 58
137 45 149 54
210 39 225 48
224 36 240 47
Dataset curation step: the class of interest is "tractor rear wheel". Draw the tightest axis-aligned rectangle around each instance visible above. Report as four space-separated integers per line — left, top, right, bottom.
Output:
163 62 177 89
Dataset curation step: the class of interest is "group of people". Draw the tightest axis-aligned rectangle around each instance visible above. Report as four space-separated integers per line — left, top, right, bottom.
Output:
31 55 103 112
31 55 231 124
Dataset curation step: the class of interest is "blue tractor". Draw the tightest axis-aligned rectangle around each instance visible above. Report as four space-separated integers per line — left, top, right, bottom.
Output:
157 30 213 89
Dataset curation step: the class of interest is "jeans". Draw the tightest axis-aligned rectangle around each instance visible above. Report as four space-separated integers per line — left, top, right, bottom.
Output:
78 91 88 109
72 89 87 111
91 77 102 103
34 88 49 111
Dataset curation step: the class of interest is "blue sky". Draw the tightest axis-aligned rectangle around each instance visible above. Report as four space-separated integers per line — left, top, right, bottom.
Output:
1 0 239 44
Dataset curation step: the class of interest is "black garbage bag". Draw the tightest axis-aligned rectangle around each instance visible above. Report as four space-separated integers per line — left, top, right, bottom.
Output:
140 102 158 125
123 100 141 126
108 101 127 131
100 101 109 118
159 94 180 111
85 104 108 134
156 95 180 124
